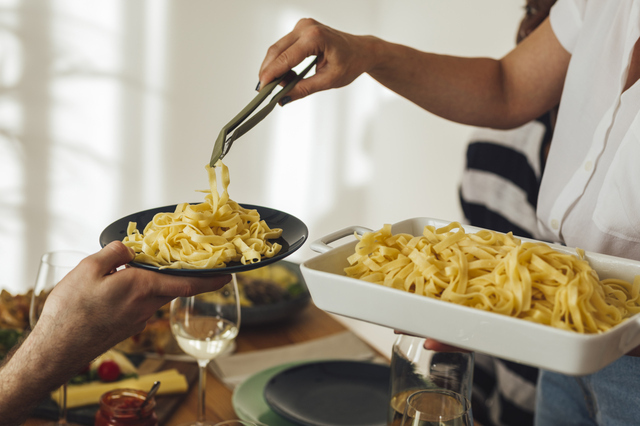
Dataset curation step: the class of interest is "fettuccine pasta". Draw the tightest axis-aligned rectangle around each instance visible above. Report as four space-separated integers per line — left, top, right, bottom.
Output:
123 161 282 269
345 222 640 333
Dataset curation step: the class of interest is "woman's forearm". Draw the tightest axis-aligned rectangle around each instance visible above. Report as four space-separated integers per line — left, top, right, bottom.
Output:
365 39 515 127
365 19 568 130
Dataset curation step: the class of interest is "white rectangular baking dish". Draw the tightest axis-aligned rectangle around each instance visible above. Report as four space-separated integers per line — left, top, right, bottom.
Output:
300 217 640 376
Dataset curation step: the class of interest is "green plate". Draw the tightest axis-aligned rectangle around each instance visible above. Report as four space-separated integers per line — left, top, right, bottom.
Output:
232 362 307 425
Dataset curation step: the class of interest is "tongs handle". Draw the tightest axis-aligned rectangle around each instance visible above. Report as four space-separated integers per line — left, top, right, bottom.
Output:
209 57 318 167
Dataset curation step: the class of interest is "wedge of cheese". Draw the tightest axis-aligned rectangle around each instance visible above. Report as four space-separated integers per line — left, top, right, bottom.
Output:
53 369 188 408
90 349 138 375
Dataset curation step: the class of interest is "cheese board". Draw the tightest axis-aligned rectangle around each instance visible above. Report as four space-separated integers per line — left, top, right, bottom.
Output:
32 355 198 424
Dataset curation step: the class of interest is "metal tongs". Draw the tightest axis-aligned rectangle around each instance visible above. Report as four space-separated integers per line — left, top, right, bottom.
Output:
209 57 318 167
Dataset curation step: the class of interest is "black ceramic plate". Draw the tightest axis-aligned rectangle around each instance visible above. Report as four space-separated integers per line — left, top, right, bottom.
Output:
239 261 311 326
99 203 308 277
263 361 390 426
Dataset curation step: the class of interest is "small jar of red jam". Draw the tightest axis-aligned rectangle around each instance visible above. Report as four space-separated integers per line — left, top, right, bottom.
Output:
95 388 158 426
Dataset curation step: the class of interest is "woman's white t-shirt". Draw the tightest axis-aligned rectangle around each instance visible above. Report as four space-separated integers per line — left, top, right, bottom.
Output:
538 0 640 260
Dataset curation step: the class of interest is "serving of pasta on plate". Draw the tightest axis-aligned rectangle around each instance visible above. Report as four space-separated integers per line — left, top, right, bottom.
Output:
122 161 283 270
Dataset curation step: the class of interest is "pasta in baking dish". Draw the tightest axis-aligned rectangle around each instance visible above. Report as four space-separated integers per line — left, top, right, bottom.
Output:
345 222 640 333
123 161 282 269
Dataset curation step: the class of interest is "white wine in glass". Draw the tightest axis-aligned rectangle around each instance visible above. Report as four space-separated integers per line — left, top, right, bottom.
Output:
30 250 87 426
401 389 472 426
170 274 240 426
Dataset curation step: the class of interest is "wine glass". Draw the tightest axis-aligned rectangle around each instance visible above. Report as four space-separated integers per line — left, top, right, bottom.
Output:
30 250 88 426
170 274 241 426
401 389 472 426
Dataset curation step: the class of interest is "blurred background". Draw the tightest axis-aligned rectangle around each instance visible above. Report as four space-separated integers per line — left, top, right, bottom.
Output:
0 0 522 354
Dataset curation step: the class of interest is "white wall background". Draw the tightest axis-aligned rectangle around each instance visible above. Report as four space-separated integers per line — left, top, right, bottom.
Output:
0 0 522 356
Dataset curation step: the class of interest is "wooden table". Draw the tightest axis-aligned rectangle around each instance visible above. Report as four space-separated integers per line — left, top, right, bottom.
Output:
25 304 372 425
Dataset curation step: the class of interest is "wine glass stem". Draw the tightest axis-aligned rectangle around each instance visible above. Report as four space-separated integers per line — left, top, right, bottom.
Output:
197 360 208 422
57 382 68 424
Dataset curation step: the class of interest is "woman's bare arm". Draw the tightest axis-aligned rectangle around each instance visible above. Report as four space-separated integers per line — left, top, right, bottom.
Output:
259 18 570 129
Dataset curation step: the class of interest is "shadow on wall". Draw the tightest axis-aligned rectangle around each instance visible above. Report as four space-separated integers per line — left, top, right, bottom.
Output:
0 4 54 293
0 0 515 295
0 2 168 293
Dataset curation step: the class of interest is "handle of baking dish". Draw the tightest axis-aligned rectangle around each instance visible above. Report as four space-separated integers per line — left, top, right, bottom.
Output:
310 226 372 254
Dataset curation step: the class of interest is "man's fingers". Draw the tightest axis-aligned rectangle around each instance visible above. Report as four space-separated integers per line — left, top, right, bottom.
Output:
145 273 233 299
83 241 134 277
